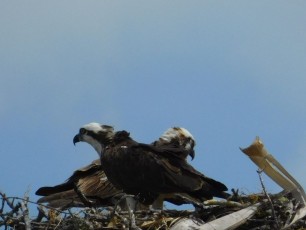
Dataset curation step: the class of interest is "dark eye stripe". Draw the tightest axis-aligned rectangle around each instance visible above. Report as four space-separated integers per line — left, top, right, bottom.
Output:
80 128 87 134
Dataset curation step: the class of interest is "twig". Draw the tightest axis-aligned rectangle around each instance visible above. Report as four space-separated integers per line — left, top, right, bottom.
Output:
0 192 15 210
1 196 69 215
54 215 63 230
0 194 5 214
36 205 48 222
20 197 31 230
257 169 280 229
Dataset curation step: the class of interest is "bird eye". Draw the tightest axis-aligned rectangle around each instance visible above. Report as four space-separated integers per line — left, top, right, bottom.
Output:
79 128 87 135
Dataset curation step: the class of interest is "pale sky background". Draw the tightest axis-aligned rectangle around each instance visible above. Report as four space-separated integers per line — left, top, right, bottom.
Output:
1 1 306 214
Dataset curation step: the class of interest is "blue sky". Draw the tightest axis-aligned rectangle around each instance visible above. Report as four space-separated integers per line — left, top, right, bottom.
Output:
1 1 306 213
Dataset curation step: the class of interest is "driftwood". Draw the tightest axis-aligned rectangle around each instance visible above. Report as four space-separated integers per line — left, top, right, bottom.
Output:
241 137 306 228
1 137 306 229
240 137 306 203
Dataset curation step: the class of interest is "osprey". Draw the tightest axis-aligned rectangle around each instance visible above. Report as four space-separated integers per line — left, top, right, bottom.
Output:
36 125 196 209
73 123 228 205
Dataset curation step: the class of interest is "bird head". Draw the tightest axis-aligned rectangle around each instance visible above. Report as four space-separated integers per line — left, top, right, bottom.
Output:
158 127 196 160
73 122 115 157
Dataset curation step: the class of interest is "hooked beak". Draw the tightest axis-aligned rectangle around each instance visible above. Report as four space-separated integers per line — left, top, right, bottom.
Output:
73 134 80 145
189 149 195 160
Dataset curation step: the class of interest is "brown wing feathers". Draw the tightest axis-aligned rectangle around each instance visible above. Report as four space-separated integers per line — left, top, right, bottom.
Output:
101 132 228 203
35 159 123 208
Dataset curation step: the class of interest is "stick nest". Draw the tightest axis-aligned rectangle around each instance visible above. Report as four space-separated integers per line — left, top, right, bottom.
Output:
1 190 306 230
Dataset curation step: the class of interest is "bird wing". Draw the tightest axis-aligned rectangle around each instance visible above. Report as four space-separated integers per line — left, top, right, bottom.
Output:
110 142 203 193
138 143 227 191
36 159 123 208
35 159 101 196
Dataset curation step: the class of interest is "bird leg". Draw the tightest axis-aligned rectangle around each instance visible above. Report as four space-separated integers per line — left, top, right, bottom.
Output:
125 196 142 230
110 194 140 230
73 182 94 207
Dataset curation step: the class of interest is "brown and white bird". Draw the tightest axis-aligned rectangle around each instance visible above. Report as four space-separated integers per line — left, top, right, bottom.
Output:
35 125 197 209
73 123 229 207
